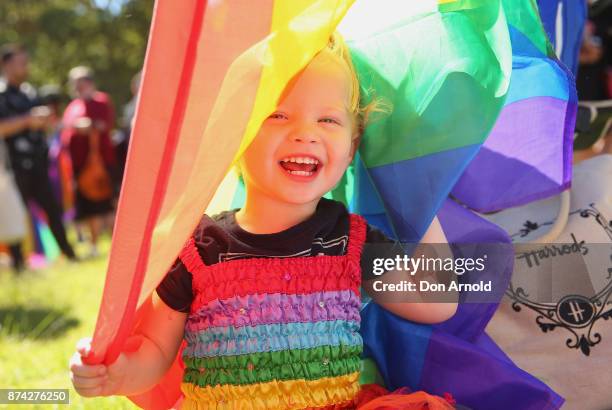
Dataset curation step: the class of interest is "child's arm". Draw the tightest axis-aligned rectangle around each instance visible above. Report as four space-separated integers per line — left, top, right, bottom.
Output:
70 291 187 397
364 217 458 324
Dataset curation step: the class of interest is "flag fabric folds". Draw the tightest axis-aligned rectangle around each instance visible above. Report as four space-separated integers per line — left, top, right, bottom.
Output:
537 0 587 76
452 0 578 212
342 0 511 241
360 199 564 409
86 1 355 408
85 0 572 408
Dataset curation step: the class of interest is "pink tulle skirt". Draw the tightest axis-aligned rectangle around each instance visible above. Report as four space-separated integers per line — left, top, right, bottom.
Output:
355 384 456 410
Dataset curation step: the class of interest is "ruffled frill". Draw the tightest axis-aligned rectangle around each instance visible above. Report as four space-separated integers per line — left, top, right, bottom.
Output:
188 256 360 309
179 215 367 309
180 372 360 409
183 320 362 357
186 290 361 332
183 344 362 387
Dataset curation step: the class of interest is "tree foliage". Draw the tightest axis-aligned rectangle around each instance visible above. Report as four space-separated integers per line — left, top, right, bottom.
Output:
0 0 154 112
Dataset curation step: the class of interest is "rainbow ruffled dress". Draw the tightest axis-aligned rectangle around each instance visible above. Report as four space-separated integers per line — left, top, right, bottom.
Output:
175 213 454 410
178 214 366 409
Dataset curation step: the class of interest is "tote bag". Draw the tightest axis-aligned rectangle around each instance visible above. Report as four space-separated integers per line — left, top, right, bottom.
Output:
485 154 612 410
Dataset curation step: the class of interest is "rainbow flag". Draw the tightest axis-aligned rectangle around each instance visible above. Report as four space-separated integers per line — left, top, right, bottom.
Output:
86 0 569 408
343 1 567 408
361 199 563 409
342 0 511 241
452 0 578 212
87 2 355 407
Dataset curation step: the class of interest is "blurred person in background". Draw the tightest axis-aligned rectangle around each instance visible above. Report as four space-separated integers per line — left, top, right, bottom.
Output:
115 70 141 190
575 1 612 160
0 44 77 271
0 114 27 275
577 20 606 100
39 84 72 216
38 84 63 131
577 0 612 100
589 0 612 94
61 66 116 257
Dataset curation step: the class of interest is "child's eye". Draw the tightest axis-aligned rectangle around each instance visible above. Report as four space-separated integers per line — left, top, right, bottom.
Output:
319 117 341 125
268 112 287 120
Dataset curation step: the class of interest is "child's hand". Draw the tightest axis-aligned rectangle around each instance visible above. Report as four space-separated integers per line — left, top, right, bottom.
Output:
69 337 128 397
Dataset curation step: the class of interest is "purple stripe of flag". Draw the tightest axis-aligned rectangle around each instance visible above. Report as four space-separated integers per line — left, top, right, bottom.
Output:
453 96 574 212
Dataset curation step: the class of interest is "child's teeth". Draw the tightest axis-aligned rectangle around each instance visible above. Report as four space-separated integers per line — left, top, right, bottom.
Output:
281 156 319 164
288 170 313 176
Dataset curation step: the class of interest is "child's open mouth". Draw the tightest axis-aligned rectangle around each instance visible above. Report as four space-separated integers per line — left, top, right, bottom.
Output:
279 156 321 177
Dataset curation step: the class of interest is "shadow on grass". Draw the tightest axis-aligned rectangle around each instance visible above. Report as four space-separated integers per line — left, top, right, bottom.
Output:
0 306 80 340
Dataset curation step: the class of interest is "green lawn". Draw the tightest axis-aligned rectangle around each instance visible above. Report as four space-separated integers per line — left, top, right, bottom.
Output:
0 237 136 409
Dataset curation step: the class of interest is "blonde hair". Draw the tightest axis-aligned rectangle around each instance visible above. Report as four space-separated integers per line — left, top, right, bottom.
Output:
321 32 391 140
235 33 390 176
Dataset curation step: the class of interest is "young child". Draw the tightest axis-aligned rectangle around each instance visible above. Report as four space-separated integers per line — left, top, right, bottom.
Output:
70 33 457 409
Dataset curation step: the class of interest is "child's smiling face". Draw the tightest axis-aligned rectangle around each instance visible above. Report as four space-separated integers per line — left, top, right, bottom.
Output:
239 52 357 206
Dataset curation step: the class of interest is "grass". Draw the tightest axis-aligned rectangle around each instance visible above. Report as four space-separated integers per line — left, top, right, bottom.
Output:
0 235 136 410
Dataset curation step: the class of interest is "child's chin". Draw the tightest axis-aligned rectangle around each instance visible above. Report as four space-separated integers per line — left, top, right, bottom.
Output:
279 190 326 205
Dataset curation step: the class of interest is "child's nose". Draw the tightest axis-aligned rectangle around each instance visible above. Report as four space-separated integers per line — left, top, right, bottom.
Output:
290 124 320 144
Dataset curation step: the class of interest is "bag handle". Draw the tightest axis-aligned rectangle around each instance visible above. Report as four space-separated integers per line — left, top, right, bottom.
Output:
527 189 570 244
